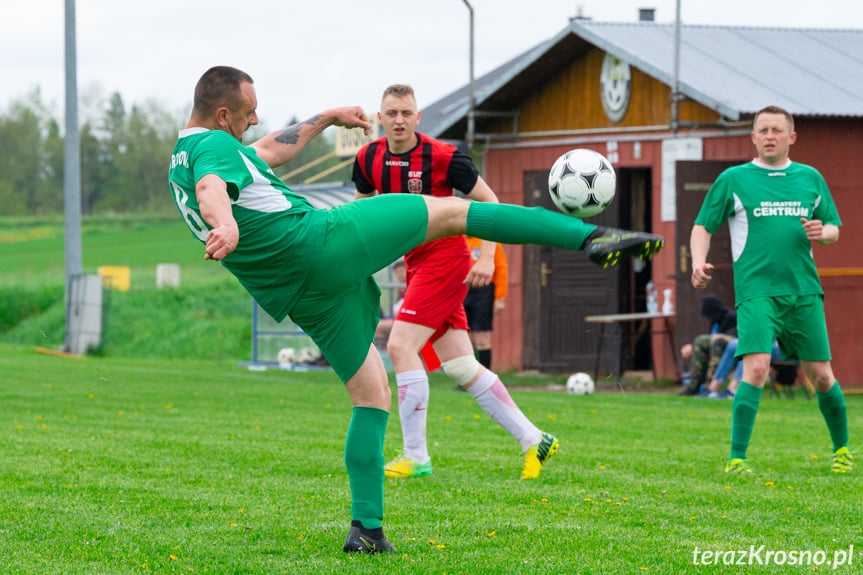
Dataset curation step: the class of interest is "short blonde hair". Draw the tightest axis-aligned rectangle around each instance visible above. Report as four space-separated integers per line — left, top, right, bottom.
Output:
382 84 415 102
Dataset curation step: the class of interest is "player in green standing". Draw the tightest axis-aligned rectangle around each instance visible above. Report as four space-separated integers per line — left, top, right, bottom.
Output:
168 65 664 554
690 105 852 475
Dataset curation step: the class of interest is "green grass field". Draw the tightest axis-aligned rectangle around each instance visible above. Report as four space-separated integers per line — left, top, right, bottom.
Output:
2 216 861 573
0 215 225 289
2 345 861 574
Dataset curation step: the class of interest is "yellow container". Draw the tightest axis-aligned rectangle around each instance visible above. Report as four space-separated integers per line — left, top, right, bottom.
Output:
97 266 131 292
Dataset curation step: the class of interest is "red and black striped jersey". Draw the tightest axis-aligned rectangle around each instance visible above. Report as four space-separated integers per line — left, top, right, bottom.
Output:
352 132 479 266
352 132 478 197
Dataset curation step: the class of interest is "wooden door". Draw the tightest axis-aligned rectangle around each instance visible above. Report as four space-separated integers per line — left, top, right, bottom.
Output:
523 170 626 373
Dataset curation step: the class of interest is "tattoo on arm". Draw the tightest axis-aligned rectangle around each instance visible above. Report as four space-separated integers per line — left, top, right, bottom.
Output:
274 114 323 145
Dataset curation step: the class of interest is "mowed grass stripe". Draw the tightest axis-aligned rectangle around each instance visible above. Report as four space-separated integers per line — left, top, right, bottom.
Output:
2 345 861 574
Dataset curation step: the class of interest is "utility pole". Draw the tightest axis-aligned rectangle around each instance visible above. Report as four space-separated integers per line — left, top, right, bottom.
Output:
671 0 681 133
64 0 83 351
462 0 475 149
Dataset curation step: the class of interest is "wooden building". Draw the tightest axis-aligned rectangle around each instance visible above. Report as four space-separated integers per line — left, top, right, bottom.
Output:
421 20 863 383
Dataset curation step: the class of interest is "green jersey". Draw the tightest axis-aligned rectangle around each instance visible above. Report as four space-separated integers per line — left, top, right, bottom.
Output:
695 160 841 305
168 128 326 321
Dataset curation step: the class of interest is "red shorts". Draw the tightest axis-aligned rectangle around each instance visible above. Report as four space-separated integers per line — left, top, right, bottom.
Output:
396 253 471 344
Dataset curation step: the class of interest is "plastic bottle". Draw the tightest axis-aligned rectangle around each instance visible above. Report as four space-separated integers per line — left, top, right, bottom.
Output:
662 288 674 315
646 281 658 313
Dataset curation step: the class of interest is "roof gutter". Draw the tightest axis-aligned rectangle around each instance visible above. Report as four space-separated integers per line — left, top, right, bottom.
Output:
478 125 752 151
476 120 750 142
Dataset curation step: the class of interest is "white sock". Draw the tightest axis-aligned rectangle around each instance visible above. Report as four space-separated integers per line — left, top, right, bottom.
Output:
468 370 542 451
396 369 430 463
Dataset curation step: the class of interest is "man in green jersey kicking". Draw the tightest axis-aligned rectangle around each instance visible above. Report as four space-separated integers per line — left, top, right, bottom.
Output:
690 105 851 475
168 65 664 554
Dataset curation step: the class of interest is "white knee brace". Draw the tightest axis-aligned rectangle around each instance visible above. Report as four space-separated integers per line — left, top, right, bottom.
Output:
440 354 482 387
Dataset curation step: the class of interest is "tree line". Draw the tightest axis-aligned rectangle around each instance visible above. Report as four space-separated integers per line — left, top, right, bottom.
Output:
0 89 351 217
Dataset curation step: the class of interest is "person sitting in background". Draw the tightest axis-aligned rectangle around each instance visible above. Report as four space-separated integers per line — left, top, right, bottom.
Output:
679 294 737 396
705 339 787 399
704 338 743 399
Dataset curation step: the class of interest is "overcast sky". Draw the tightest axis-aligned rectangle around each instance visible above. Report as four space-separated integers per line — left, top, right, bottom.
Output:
3 0 862 129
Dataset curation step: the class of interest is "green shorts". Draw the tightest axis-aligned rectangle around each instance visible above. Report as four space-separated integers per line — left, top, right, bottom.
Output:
736 294 831 361
289 194 429 382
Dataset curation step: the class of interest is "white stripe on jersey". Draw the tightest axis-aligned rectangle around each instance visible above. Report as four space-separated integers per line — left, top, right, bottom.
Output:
729 192 747 263
234 152 292 213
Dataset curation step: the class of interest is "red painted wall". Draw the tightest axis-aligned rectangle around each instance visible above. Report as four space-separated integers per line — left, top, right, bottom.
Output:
483 119 863 385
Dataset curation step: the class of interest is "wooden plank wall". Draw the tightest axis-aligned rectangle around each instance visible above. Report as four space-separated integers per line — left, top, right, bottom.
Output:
488 47 723 135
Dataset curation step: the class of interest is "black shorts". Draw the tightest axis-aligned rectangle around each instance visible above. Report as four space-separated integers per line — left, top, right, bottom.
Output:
463 283 495 332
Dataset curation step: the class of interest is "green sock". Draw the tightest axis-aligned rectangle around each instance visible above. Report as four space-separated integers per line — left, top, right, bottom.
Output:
730 381 762 461
816 381 849 452
466 202 597 251
344 406 388 529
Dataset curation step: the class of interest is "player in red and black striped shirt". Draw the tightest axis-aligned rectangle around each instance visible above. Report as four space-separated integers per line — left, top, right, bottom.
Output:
353 84 559 480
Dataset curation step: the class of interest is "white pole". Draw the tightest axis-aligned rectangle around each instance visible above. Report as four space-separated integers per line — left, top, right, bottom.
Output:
671 0 681 133
64 0 83 352
462 0 475 149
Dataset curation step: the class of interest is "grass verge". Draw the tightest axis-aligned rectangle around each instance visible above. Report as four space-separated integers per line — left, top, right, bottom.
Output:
2 345 861 574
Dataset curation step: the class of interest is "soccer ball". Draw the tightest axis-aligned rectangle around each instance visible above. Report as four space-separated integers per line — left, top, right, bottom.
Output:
298 347 321 364
277 347 297 367
548 149 616 217
566 372 595 395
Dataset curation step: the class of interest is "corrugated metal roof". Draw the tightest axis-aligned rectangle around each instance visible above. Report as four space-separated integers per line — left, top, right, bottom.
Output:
574 21 863 119
422 21 863 138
